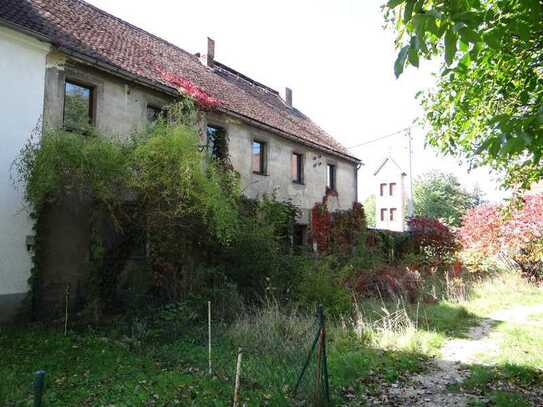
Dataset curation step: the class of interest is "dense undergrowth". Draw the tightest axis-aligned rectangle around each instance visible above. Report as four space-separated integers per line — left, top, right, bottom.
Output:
2 272 541 405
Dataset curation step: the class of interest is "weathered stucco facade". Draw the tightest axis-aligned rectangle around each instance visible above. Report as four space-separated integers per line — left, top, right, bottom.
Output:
42 58 359 220
0 25 49 321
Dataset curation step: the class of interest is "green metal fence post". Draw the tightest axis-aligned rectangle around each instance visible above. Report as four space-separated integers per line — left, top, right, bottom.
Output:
33 370 46 407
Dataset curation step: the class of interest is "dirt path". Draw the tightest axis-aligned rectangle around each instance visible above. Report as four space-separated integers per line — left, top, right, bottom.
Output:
367 303 543 406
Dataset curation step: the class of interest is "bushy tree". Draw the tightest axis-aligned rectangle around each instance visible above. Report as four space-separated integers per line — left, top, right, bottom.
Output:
384 0 543 190
363 195 376 227
460 195 543 279
413 170 481 226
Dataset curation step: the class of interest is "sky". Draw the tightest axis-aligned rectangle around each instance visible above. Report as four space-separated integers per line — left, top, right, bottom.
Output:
87 0 508 202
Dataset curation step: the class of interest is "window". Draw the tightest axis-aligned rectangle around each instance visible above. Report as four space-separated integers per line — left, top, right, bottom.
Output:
389 182 397 196
326 164 336 191
252 141 266 174
293 224 307 249
380 208 388 222
390 208 397 221
63 81 93 131
291 152 303 183
380 183 387 196
207 125 227 160
146 105 161 122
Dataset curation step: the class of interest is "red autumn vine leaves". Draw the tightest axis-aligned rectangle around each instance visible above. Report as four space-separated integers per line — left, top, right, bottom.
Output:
157 68 221 110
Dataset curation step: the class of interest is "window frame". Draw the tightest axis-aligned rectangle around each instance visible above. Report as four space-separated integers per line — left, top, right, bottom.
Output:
207 124 227 160
252 140 267 175
63 79 95 130
390 208 397 221
326 163 336 191
380 183 387 197
291 152 304 184
146 104 162 123
389 182 397 196
380 208 388 222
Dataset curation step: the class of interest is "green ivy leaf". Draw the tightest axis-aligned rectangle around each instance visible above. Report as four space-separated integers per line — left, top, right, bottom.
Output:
387 0 405 7
404 0 416 23
408 37 420 67
394 45 410 78
444 30 458 65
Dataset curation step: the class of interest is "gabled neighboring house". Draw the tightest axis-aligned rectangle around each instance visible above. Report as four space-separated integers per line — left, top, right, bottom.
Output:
373 156 407 232
0 0 361 319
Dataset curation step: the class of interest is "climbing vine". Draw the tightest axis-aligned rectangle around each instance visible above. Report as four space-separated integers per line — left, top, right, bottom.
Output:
14 98 240 317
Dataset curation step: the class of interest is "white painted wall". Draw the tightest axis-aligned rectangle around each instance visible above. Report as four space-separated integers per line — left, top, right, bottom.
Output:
0 26 49 297
375 159 406 232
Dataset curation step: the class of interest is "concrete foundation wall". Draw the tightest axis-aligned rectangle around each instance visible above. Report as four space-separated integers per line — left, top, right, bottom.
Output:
0 26 49 321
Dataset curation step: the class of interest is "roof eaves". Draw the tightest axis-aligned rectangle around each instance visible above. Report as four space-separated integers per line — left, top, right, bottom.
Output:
219 106 361 164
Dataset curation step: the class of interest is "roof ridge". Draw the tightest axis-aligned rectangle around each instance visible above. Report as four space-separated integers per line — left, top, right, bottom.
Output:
73 0 198 61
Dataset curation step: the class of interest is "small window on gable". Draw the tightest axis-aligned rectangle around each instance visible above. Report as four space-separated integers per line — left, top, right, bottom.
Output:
64 81 94 131
252 141 266 174
380 183 387 196
326 164 336 191
389 182 397 196
146 105 161 122
380 208 388 222
207 125 227 160
390 208 397 221
291 152 303 184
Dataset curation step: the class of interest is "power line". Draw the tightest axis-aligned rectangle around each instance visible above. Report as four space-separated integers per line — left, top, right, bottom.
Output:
346 127 411 150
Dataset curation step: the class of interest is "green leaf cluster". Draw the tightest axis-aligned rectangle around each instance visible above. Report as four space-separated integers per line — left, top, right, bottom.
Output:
384 0 543 190
413 170 482 226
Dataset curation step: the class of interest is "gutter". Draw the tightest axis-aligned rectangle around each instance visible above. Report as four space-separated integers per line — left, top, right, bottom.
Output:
57 47 180 97
217 106 362 165
0 17 51 44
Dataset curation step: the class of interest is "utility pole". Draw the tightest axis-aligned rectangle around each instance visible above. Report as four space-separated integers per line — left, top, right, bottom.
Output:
407 128 414 218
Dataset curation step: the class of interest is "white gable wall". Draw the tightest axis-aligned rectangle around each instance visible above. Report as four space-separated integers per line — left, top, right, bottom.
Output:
374 160 406 232
0 25 49 319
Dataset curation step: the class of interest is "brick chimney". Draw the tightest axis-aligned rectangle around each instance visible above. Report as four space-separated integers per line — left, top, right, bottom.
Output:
282 87 292 107
200 37 215 67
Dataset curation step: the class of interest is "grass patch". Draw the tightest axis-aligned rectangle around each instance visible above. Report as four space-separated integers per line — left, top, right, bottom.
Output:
462 272 543 317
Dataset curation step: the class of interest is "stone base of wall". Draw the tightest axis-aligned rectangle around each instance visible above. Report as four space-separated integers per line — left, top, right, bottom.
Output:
0 292 26 323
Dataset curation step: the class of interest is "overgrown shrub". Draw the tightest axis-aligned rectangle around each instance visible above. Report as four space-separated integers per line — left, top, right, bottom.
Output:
407 216 459 265
460 195 543 279
297 257 352 317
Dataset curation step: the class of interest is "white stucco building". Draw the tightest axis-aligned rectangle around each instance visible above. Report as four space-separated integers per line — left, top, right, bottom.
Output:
374 156 408 232
0 24 50 320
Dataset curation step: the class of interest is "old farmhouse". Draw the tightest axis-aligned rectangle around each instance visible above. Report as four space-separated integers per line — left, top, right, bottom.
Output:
0 0 360 320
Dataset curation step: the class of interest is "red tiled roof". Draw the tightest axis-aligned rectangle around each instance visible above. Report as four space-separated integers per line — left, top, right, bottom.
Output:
0 0 359 161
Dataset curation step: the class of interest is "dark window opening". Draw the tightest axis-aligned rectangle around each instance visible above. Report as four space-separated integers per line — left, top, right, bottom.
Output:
380 183 387 196
63 81 94 132
390 208 397 221
293 224 307 249
146 105 162 122
252 141 266 174
326 164 336 191
389 182 397 196
207 125 228 160
380 208 388 222
291 152 303 184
